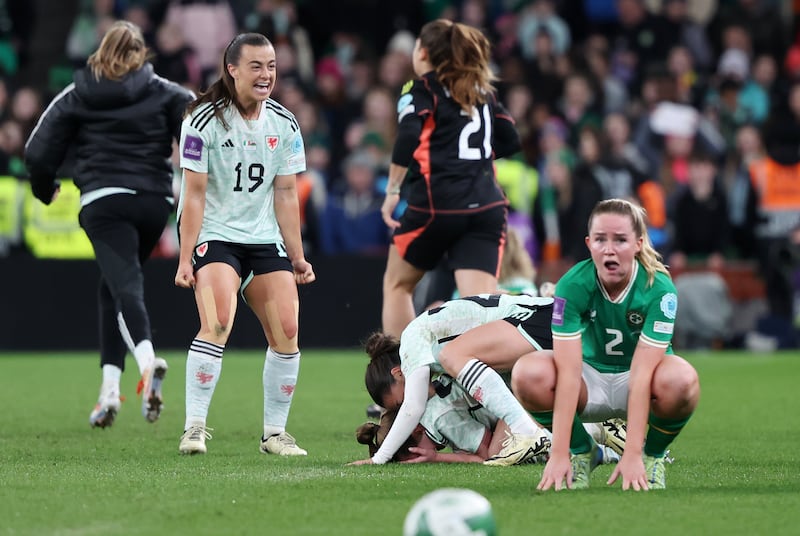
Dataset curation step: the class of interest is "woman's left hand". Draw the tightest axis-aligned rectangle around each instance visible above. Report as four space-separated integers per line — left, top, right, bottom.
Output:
346 458 375 466
607 452 649 491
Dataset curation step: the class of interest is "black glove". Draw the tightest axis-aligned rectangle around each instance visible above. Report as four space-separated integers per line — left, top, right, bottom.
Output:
30 176 60 205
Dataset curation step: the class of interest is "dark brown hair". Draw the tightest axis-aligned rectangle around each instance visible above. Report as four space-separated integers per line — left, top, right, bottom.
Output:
355 409 418 462
418 19 496 112
185 33 273 129
363 331 400 406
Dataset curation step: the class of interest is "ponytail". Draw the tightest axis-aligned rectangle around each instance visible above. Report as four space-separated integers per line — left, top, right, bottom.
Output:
363 331 401 406
418 19 495 112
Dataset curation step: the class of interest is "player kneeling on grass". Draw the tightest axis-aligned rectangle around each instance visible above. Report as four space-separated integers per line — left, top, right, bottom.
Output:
513 199 700 491
349 293 555 466
356 378 626 464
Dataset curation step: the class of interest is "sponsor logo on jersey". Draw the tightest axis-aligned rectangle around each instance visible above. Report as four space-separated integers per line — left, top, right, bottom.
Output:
286 155 304 169
401 80 413 94
195 242 208 257
653 321 674 334
627 310 644 326
552 297 566 326
266 135 279 151
660 293 678 320
183 135 203 160
243 140 257 151
221 139 235 149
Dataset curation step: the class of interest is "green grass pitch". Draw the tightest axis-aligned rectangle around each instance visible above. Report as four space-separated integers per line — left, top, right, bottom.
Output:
1 349 799 535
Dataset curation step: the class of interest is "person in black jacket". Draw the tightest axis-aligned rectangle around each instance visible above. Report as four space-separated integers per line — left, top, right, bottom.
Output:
380 19 521 337
24 21 194 429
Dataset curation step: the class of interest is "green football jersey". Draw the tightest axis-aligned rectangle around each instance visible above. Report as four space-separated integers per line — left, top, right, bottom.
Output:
551 259 677 373
178 99 306 245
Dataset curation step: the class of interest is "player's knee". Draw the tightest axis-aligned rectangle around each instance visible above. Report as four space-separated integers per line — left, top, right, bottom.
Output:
437 346 463 376
653 361 700 410
383 276 414 294
269 319 298 352
383 265 419 294
280 319 299 343
511 353 554 408
205 306 234 339
677 366 701 407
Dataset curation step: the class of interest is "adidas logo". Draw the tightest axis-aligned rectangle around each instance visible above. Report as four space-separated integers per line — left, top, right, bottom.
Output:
221 139 235 148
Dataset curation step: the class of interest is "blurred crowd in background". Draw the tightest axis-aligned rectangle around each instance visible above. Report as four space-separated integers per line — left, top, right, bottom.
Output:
3 0 800 347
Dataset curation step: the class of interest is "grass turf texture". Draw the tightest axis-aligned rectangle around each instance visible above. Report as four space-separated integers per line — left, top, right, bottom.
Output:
1 350 799 535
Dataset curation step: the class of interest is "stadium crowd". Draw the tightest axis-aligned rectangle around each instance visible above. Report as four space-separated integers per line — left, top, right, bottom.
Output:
2 0 800 346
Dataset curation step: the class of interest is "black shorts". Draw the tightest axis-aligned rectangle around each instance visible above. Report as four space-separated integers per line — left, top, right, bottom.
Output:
393 204 507 273
503 302 553 350
192 241 292 277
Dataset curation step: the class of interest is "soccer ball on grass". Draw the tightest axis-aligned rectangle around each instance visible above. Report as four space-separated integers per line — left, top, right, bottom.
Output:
403 488 496 536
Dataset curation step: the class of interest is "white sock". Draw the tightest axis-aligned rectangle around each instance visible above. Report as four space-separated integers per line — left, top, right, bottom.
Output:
456 358 540 436
102 364 122 386
585 422 603 444
184 339 224 430
133 340 156 376
263 348 300 438
100 364 122 399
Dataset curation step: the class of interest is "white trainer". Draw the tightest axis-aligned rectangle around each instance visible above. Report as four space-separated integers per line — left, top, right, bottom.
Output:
179 425 213 454
260 432 308 456
89 383 121 429
599 418 627 456
483 430 551 466
139 358 168 423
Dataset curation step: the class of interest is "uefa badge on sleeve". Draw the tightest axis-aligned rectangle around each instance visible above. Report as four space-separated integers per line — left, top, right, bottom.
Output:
660 293 678 320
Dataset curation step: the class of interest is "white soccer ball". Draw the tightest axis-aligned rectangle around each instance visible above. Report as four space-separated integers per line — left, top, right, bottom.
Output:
403 488 497 536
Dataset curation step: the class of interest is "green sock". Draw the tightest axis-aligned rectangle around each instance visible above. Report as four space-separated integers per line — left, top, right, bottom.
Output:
531 411 593 454
645 412 692 457
530 410 552 429
569 414 594 454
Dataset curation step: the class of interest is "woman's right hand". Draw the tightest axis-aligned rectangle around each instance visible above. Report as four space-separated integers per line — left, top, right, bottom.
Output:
174 261 195 288
403 446 438 463
536 451 572 491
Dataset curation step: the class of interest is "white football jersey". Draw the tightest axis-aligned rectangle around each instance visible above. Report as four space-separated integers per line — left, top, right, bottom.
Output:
178 99 306 245
399 294 553 378
420 379 497 453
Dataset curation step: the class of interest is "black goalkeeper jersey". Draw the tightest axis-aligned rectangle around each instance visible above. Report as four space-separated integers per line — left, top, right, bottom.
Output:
391 72 521 213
